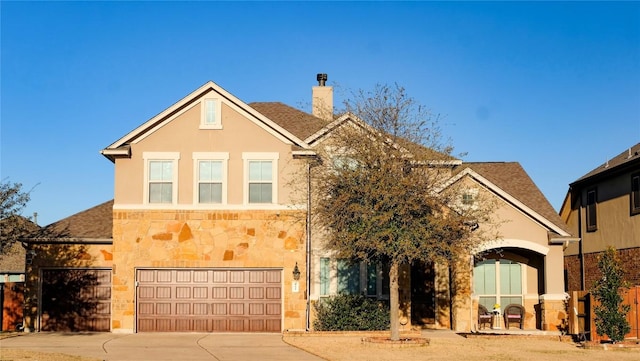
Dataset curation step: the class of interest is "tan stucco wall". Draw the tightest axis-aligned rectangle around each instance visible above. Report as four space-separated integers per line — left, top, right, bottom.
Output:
114 98 305 206
111 209 307 333
563 170 640 256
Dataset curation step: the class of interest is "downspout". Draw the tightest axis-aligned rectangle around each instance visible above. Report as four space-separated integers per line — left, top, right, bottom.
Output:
305 161 312 331
577 191 585 290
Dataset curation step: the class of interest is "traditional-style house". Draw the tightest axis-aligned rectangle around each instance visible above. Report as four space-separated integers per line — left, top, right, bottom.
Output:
21 76 572 333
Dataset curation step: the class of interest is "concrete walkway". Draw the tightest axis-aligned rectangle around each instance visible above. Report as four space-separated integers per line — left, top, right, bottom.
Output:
0 332 325 361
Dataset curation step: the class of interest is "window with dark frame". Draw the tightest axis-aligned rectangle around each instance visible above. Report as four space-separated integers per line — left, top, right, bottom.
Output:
632 173 640 216
586 189 597 232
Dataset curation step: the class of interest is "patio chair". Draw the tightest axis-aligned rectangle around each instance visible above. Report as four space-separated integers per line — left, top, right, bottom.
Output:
478 304 493 329
503 304 525 329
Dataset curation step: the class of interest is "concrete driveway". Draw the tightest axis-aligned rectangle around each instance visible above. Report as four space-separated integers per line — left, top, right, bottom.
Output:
0 332 325 361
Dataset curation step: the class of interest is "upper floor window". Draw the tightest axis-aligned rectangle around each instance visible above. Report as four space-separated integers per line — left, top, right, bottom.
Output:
193 152 229 204
243 152 279 204
632 173 640 216
144 152 180 204
200 97 222 129
586 188 597 232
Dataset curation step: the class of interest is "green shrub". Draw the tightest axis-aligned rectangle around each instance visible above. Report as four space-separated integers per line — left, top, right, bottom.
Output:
313 294 390 331
591 247 631 343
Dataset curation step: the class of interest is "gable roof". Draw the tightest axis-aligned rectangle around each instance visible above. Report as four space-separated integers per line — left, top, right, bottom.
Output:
450 162 571 236
101 82 312 162
25 200 114 243
571 142 640 187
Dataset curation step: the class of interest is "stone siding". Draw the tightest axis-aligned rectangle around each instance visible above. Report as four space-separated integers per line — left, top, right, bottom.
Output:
111 209 307 332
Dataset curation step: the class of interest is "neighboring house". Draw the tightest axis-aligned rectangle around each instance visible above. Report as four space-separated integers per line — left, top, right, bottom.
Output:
1 215 39 331
21 76 573 333
1 242 26 331
561 143 640 292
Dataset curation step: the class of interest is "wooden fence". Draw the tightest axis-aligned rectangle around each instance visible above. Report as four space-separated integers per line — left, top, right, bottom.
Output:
568 286 639 341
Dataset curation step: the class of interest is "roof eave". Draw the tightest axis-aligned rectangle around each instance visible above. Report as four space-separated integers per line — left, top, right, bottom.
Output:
21 238 113 245
100 145 131 162
570 156 640 189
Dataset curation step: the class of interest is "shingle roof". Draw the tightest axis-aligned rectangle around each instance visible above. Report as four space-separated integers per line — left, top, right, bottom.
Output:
249 102 329 141
0 242 26 273
249 102 458 161
573 142 640 185
454 162 571 235
40 200 114 240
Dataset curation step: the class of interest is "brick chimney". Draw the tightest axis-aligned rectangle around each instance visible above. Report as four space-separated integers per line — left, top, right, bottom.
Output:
312 73 333 121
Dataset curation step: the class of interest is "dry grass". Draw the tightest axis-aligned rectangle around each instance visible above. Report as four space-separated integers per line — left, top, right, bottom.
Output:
283 334 640 361
0 348 100 361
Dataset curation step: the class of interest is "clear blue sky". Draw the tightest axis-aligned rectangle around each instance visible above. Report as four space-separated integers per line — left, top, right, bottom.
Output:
2 1 639 226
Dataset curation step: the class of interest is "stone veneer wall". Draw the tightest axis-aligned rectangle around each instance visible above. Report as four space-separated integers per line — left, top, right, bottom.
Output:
539 298 567 331
564 247 640 292
111 209 307 333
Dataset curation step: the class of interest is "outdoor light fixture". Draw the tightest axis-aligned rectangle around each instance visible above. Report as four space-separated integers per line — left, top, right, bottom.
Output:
292 262 301 281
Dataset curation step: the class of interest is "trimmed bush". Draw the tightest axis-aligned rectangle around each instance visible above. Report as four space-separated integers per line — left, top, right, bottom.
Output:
313 294 390 331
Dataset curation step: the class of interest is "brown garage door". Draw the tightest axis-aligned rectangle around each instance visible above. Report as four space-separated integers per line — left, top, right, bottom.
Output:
136 269 282 332
40 269 111 331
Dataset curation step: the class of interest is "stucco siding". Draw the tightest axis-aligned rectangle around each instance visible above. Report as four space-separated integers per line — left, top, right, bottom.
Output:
114 101 306 207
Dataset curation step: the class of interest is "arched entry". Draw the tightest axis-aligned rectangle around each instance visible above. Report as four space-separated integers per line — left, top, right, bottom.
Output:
473 246 546 330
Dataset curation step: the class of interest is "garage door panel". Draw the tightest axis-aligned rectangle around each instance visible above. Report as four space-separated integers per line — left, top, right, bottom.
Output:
266 303 281 316
156 287 171 298
249 271 264 283
176 271 191 282
136 269 282 332
212 303 227 315
212 287 227 298
193 287 208 298
138 270 155 282
249 287 264 299
156 303 171 315
229 303 244 315
157 270 172 282
265 270 281 283
176 287 191 298
266 287 280 299
229 271 245 283
230 287 244 299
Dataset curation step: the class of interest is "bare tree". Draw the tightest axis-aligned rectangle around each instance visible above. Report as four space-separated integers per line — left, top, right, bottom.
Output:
311 84 494 340
0 179 36 254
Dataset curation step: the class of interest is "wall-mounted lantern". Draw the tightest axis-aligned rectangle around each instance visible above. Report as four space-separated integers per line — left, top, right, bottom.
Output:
292 262 301 281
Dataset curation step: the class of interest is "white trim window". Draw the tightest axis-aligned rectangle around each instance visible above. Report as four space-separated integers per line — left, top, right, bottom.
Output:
200 96 222 129
243 152 279 204
473 259 524 311
143 152 180 204
192 152 229 204
319 257 389 298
